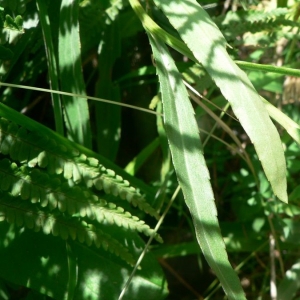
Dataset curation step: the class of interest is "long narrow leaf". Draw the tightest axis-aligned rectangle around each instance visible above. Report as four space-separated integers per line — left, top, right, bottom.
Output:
59 0 92 148
36 0 64 135
148 34 245 299
262 97 300 145
153 0 287 203
95 21 121 160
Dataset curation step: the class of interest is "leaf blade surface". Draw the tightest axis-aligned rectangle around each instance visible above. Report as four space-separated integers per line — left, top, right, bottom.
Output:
59 0 92 148
149 34 245 300
154 0 287 202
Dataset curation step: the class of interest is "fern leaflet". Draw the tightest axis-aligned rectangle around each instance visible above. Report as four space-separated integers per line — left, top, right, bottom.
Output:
0 193 136 265
0 117 159 219
0 158 162 242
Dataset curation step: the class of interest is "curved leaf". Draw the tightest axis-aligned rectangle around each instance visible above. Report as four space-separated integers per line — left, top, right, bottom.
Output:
0 222 167 300
148 34 245 299
153 0 287 203
0 158 162 242
0 193 135 265
0 117 159 218
262 97 300 145
59 0 92 147
278 262 300 300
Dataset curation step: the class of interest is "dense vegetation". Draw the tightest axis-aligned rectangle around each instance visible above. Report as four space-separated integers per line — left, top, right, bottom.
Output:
0 0 300 299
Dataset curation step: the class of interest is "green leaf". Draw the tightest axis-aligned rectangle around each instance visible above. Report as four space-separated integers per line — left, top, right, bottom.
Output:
124 137 160 175
0 157 163 241
4 14 23 32
0 115 156 215
95 20 121 160
278 262 300 300
0 222 167 300
59 0 92 148
148 34 245 299
262 97 300 145
0 45 13 60
153 0 287 203
0 102 156 202
36 0 64 135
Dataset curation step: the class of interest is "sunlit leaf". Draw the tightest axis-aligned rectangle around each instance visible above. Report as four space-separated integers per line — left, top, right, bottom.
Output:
149 33 245 299
153 0 287 203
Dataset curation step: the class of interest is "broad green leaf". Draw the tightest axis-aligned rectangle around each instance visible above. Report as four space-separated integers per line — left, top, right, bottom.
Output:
154 0 287 203
59 0 92 148
0 222 167 300
148 34 245 299
278 262 300 300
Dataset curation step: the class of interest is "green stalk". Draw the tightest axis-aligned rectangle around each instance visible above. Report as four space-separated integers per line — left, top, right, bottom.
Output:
235 61 300 77
129 0 300 78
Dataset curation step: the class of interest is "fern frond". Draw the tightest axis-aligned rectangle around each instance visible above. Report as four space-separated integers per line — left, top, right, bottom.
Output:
216 8 298 42
96 202 163 243
0 158 163 242
0 193 136 265
0 117 159 219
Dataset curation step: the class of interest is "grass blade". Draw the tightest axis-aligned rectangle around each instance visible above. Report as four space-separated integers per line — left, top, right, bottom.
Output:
95 21 121 160
124 137 160 175
148 34 246 300
36 0 64 135
262 97 300 145
59 0 92 148
153 0 287 203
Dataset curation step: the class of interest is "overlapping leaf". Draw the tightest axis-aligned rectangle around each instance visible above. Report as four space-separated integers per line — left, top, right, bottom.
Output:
148 34 246 299
0 117 159 218
153 0 287 203
0 111 163 265
0 157 162 242
0 193 135 265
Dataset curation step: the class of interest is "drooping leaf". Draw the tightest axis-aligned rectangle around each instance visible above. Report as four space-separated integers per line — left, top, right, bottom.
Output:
0 102 155 201
153 0 287 203
0 222 167 300
0 157 162 241
262 97 300 145
0 193 136 265
148 34 245 299
0 116 159 219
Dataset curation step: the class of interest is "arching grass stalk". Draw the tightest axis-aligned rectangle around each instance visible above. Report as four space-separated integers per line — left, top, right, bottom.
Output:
0 82 159 116
118 185 182 300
